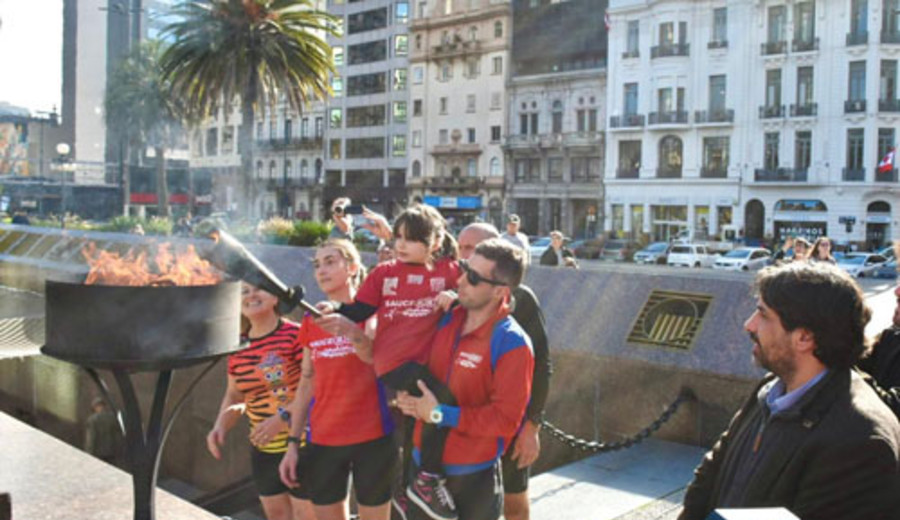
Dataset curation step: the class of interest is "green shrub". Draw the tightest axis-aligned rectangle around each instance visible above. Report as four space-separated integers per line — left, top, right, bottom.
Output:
256 217 295 245
290 220 330 247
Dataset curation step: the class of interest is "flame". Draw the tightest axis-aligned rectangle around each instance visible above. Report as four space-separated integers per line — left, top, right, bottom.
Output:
82 242 221 286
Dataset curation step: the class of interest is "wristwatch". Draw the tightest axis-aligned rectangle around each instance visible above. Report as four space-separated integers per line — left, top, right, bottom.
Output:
429 406 443 425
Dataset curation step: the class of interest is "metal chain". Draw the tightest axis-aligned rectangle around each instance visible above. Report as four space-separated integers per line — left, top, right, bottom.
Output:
541 388 696 454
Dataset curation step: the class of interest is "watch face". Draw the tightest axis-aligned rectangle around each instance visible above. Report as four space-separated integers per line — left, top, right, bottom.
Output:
429 409 443 424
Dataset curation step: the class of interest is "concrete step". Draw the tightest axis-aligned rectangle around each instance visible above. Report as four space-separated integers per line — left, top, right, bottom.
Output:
530 438 706 520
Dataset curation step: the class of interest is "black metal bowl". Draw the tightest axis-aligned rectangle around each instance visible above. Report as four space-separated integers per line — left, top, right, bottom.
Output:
41 280 243 371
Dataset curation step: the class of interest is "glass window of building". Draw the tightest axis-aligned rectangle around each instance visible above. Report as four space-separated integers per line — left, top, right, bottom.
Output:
332 77 343 97
467 128 476 143
418 1 427 19
412 130 421 147
850 0 867 37
285 160 293 178
392 135 406 157
658 136 683 177
794 2 815 44
284 119 292 140
300 160 308 179
222 126 234 154
333 46 344 66
466 57 480 78
849 61 866 101
881 60 897 101
467 94 476 113
330 139 341 159
764 132 780 170
347 72 387 96
269 119 277 139
878 128 895 163
206 128 218 156
413 99 422 116
768 5 786 43
393 69 408 91
548 158 563 180
765 69 782 106
709 75 726 113
712 8 727 44
440 97 448 114
703 137 729 176
395 35 408 56
346 137 385 159
795 131 812 170
495 21 503 38
490 157 501 176
348 8 388 34
530 113 539 135
301 118 309 138
627 21 639 54
439 129 449 144
491 92 502 110
492 56 502 74
444 0 452 15
256 160 263 178
624 83 638 115
658 22 675 46
268 160 277 179
330 109 342 129
413 66 424 84
469 26 477 41
396 2 408 24
393 101 407 123
346 105 386 127
886 0 900 35
552 100 563 133
519 113 528 135
315 117 323 138
348 40 386 65
467 158 477 177
441 62 452 81
491 125 501 142
412 160 421 177
618 141 641 176
846 128 865 170
797 67 814 106
256 121 263 139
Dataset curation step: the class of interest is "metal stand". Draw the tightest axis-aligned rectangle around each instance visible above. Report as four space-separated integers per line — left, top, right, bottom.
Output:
84 360 221 520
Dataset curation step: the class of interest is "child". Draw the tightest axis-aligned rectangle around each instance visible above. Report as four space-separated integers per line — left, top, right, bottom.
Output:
317 204 460 520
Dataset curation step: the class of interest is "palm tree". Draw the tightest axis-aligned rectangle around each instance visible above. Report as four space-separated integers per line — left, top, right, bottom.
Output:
159 0 336 217
105 40 185 217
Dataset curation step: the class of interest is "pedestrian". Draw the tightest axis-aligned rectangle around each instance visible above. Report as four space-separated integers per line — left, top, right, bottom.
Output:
858 245 900 417
207 283 313 520
279 239 398 520
500 214 530 252
84 396 123 465
396 238 534 520
315 204 461 520
329 197 354 240
457 223 551 520
808 237 836 265
678 263 900 520
539 231 575 268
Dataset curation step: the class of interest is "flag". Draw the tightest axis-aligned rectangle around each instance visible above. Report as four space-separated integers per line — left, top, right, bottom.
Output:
879 147 895 173
605 10 611 31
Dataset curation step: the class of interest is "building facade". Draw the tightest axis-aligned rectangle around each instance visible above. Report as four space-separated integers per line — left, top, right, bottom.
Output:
407 0 510 229
504 0 608 238
605 0 900 250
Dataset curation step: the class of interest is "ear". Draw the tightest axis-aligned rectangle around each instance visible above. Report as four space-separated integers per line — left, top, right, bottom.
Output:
792 327 816 355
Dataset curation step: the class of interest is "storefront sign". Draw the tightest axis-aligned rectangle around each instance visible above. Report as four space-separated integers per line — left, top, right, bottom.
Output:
423 196 481 209
866 215 891 224
772 212 827 222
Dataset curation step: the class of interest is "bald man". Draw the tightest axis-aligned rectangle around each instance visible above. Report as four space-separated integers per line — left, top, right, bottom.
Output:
458 223 551 520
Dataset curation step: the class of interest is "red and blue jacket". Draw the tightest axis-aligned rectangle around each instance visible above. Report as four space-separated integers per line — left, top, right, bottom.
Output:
413 303 534 475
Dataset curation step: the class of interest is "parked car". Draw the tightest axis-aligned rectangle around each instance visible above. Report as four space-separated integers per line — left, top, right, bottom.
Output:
872 259 898 279
529 237 552 263
713 247 772 271
572 238 604 259
878 245 896 261
633 242 670 264
599 239 636 262
837 253 890 277
667 244 717 268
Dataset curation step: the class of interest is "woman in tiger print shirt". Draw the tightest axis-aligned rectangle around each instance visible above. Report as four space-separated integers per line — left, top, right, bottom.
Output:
206 283 313 520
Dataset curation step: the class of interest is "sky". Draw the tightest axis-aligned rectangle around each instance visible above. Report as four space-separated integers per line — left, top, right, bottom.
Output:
0 0 63 114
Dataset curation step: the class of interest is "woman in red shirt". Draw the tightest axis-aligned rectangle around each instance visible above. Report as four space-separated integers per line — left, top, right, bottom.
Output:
207 283 313 520
280 239 398 520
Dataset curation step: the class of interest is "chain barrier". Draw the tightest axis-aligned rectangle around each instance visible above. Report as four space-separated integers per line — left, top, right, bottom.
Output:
541 388 697 454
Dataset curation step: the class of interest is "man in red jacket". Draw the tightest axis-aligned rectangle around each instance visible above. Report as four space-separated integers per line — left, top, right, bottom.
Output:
397 238 534 520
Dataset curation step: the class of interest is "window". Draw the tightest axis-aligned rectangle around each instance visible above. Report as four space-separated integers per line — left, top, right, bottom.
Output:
703 137 729 175
333 46 344 66
495 21 503 38
712 8 727 43
627 21 640 55
849 61 866 101
300 160 309 179
618 141 641 176
492 56 502 75
413 66 424 84
881 60 897 101
285 160 292 178
206 128 218 155
415 34 422 50
548 158 563 180
490 157 501 176
332 77 343 97
659 22 675 46
530 113 539 135
469 26 477 41
850 0 867 36
795 131 812 170
551 100 563 133
348 40 386 65
301 118 309 138
346 137 385 158
440 62 452 81
764 132 780 170
464 159 475 177
766 69 782 106
393 101 407 123
444 0 452 15
515 159 540 181
658 136 683 177
576 109 597 132
396 1 408 24
413 99 423 116
346 105 386 127
412 130 422 147
348 8 387 34
393 69 407 91
466 58 480 78
797 67 814 105
491 92 502 110
269 119 277 139
878 128 895 165
439 129 449 144
466 94 476 113
519 113 528 135
440 97 448 114
392 135 406 157
412 160 421 178
347 72 387 96
709 75 726 112
315 117 323 138
395 35 408 56
491 125 501 142
256 121 263 139
624 83 639 115
256 160 263 178
768 5 786 43
794 2 815 44
418 1 427 19
284 119 292 140
467 128 476 143
847 128 865 170
330 108 342 128
222 126 234 154
269 160 276 178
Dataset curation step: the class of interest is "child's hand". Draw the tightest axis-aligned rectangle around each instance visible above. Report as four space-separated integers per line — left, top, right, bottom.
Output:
434 290 458 312
315 300 337 315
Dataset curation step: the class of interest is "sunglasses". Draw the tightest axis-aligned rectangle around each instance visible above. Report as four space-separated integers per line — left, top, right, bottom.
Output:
459 259 507 287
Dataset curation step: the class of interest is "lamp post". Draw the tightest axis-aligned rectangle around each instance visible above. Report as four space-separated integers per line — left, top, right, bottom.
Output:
56 142 71 228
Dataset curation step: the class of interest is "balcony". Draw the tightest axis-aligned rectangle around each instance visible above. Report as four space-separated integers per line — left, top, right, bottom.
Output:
879 99 900 112
255 137 323 151
844 99 866 113
422 175 486 189
562 132 603 147
609 114 646 128
760 40 787 55
621 50 640 59
759 104 785 119
789 103 818 117
616 168 640 179
876 168 899 182
650 43 689 59
648 110 689 126
430 143 482 156
754 168 807 182
707 40 728 50
882 30 900 44
505 134 540 148
694 109 734 124
791 37 819 53
846 31 868 46
700 167 727 179
432 39 481 59
842 168 866 181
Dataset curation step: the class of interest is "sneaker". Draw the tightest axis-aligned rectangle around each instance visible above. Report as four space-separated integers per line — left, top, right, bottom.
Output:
391 491 410 520
406 471 457 520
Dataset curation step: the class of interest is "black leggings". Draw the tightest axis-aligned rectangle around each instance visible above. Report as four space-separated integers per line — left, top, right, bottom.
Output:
380 362 456 477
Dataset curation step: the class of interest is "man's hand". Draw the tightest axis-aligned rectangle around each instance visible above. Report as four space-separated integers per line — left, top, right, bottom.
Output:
434 290 458 312
510 420 541 469
395 380 439 422
361 207 393 242
249 414 285 447
279 445 301 488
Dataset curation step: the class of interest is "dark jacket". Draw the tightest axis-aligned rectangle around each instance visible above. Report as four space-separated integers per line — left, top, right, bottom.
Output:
511 284 551 425
679 369 900 520
539 246 573 266
858 327 900 418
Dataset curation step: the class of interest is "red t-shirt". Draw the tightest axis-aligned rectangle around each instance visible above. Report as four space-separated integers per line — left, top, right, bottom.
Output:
227 319 303 453
297 314 393 446
355 258 460 376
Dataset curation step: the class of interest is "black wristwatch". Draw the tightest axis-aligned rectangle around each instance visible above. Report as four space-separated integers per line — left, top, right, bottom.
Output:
286 436 302 445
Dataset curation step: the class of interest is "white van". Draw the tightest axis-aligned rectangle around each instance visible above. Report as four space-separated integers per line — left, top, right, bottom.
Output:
667 244 717 268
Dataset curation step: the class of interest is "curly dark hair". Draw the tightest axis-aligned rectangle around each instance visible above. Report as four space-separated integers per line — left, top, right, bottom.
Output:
755 263 871 369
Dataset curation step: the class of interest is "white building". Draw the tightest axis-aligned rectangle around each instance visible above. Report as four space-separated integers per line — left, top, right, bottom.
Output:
407 0 510 227
605 0 900 250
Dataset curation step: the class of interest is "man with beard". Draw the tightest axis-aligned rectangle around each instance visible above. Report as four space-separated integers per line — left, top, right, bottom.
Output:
678 263 900 520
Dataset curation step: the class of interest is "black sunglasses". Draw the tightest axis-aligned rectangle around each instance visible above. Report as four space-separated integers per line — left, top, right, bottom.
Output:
459 259 507 287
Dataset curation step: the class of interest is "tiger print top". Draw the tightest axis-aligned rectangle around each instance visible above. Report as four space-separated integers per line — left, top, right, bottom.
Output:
227 319 303 454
